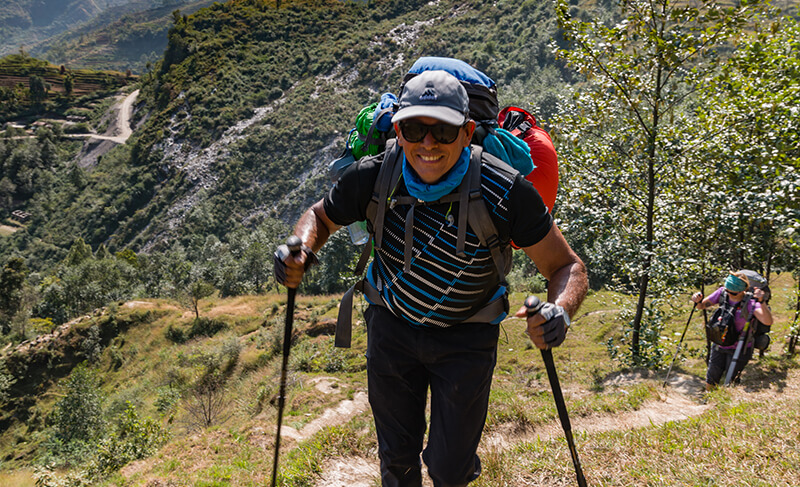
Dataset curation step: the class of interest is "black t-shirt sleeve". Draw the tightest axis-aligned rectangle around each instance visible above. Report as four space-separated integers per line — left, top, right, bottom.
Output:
323 156 380 226
507 173 553 248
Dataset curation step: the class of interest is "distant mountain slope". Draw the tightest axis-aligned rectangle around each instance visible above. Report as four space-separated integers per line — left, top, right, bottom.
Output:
0 0 199 64
116 0 568 252
29 1 217 74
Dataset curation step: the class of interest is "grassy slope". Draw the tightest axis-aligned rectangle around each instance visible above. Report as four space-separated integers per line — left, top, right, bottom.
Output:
1 274 798 486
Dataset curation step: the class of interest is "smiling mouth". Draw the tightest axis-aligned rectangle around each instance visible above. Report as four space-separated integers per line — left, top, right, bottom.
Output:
418 154 442 162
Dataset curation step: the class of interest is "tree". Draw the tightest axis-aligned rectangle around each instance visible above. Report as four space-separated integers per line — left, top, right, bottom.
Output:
95 402 169 473
0 359 15 407
63 72 74 97
189 279 215 319
553 0 767 364
693 16 800 274
28 75 48 105
0 257 28 335
45 363 105 467
0 177 17 211
65 238 93 266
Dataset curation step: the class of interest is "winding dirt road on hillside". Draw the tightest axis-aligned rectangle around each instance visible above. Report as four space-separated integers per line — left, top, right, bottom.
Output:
71 89 138 168
69 88 139 144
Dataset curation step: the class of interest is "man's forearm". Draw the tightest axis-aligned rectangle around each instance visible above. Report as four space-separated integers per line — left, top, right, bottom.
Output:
293 200 340 253
547 260 588 318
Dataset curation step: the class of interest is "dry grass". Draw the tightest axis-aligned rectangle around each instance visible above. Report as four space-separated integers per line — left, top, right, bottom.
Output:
3 275 799 486
0 469 36 487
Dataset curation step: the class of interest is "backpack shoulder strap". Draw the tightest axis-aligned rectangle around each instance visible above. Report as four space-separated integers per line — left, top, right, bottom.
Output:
336 141 400 349
468 145 510 284
366 139 402 251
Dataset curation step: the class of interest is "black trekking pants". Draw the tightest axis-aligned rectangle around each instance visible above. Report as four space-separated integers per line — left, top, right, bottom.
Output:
365 306 499 487
707 344 754 386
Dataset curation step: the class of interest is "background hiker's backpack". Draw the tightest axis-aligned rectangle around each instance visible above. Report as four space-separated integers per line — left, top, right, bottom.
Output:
706 299 742 346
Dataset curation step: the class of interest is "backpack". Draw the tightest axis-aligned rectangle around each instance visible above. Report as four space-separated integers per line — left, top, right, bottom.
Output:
498 106 559 212
329 57 559 219
332 57 550 347
706 299 743 347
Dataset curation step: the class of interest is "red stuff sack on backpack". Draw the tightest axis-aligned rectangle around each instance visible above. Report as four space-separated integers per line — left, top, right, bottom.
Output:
498 106 558 213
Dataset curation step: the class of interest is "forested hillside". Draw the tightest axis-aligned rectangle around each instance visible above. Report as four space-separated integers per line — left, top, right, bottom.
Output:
1 0 580 328
1 0 799 485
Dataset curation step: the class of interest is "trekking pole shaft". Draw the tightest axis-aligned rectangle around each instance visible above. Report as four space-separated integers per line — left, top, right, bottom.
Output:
724 319 752 386
271 287 295 487
541 349 587 487
271 237 303 487
663 303 697 387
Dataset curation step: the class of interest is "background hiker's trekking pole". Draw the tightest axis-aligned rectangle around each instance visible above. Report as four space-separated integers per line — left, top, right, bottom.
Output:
525 296 588 487
271 236 302 487
724 298 755 386
663 302 697 388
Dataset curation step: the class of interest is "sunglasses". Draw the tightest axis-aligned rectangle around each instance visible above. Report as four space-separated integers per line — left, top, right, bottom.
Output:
725 289 742 295
398 121 464 144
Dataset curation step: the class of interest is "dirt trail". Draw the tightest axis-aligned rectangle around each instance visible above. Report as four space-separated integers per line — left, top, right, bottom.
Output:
279 377 370 442
304 369 800 487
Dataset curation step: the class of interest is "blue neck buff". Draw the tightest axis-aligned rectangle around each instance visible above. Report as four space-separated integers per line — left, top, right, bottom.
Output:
402 148 470 202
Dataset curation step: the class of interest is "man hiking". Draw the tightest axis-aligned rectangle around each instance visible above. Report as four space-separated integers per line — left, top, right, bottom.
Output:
274 69 588 487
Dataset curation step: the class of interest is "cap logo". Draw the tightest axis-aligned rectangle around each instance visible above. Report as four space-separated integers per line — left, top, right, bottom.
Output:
419 86 438 101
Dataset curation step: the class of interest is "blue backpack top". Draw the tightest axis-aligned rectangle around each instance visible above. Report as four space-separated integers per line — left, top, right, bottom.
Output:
403 56 499 123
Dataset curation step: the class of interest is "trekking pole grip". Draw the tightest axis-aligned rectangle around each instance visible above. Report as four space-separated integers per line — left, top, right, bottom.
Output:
287 235 302 256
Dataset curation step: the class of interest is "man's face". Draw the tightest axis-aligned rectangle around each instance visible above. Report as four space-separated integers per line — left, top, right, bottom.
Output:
396 116 475 184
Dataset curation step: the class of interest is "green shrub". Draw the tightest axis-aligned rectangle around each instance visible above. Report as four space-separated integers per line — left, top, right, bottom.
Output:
95 402 169 473
165 324 187 344
188 317 227 338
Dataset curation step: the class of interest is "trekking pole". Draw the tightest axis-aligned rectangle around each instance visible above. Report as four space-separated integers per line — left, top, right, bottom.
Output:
271 236 303 487
724 304 755 387
525 296 587 487
663 302 697 388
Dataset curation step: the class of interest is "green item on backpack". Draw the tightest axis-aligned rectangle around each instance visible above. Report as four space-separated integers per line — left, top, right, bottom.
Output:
349 102 379 159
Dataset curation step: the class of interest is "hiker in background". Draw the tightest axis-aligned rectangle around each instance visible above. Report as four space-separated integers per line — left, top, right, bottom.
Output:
275 70 587 487
692 271 773 390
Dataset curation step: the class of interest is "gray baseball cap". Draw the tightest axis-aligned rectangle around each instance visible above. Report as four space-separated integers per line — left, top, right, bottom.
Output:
391 70 470 126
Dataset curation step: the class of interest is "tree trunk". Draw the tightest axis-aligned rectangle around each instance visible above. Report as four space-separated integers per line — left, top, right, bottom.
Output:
631 62 661 361
788 276 800 357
